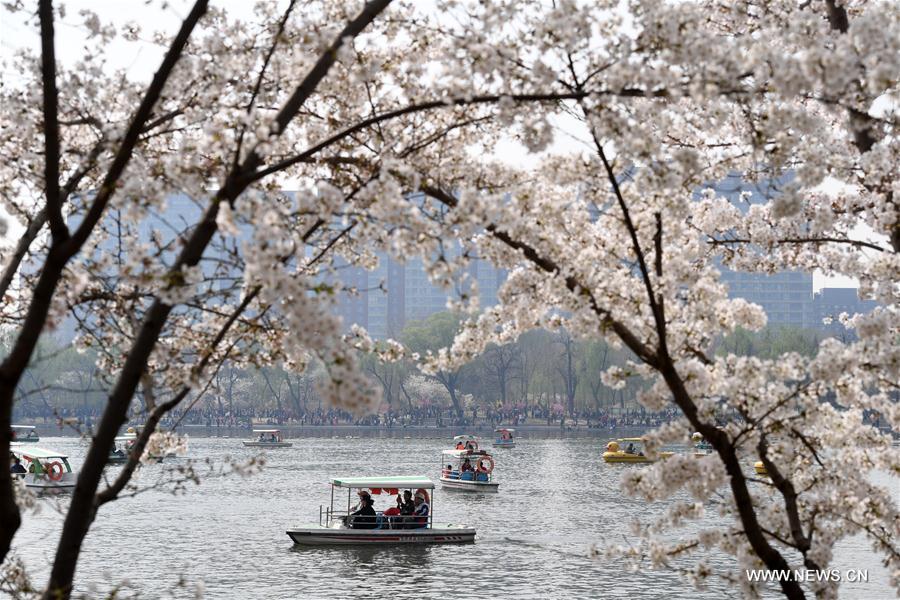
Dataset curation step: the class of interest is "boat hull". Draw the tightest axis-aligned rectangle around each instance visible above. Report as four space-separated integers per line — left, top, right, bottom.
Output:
602 451 673 464
439 477 500 492
287 525 475 545
492 441 515 448
14 472 76 492
243 441 293 448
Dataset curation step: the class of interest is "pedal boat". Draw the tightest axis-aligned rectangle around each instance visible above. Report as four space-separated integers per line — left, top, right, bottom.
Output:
692 432 714 457
11 446 77 492
11 425 40 443
286 476 475 545
602 438 674 463
492 427 516 449
107 435 134 464
753 461 768 476
120 428 179 462
439 438 499 492
243 429 293 448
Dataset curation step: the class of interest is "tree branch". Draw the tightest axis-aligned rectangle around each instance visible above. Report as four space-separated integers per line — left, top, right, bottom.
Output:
38 0 67 242
63 0 211 256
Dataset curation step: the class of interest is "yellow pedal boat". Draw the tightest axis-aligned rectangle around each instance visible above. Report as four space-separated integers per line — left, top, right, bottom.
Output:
753 461 768 476
602 439 673 463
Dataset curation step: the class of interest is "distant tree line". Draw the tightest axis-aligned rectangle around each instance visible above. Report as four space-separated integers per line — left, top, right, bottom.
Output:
5 315 829 423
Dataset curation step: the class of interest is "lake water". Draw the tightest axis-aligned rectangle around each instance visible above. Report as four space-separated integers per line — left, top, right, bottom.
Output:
9 436 895 599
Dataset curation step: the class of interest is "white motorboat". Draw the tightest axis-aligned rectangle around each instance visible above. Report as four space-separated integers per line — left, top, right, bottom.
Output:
439 437 500 492
492 427 516 448
108 435 133 464
243 429 293 448
11 425 40 443
286 476 475 545
121 426 187 461
10 446 77 492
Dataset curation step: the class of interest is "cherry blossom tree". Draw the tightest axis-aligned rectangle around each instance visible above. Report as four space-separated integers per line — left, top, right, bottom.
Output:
0 0 897 598
377 2 898 598
0 0 570 595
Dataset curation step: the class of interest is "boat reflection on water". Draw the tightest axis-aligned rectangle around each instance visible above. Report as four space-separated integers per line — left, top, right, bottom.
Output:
289 543 434 576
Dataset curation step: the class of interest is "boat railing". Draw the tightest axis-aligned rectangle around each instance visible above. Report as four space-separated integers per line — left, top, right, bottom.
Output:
320 505 434 530
441 469 491 482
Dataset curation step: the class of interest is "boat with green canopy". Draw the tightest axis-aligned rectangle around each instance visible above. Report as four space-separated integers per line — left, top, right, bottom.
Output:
10 446 77 492
286 475 475 545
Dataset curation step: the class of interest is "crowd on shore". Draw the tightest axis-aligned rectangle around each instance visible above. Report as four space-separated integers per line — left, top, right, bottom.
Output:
13 404 689 430
13 403 894 433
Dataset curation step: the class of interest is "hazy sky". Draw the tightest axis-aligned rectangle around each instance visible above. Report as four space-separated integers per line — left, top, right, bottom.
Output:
0 1 859 290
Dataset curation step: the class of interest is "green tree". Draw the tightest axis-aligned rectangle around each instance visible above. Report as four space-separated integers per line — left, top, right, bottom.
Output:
402 312 471 421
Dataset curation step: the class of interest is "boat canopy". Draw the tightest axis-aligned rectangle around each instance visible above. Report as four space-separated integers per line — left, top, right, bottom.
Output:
618 438 645 443
11 446 68 459
330 476 434 490
442 449 488 458
452 434 477 442
11 425 36 430
494 428 515 433
114 435 136 442
253 429 281 433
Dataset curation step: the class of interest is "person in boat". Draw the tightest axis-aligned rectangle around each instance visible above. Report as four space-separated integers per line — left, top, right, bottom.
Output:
348 489 370 515
455 441 465 450
382 490 413 529
626 442 635 455
387 489 415 529
464 441 475 450
10 456 26 474
349 491 377 529
461 458 474 472
398 489 415 516
111 445 125 458
412 491 430 528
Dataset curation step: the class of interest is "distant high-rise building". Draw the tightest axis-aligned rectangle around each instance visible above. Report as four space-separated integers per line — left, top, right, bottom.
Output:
333 252 507 338
707 173 817 327
48 189 872 346
720 270 815 327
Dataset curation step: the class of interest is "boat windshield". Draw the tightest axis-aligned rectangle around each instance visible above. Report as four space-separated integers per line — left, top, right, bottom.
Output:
254 430 281 442
452 436 479 450
10 426 38 440
495 429 514 441
604 439 646 454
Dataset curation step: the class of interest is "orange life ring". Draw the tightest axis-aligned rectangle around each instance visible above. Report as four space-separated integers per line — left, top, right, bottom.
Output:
47 461 64 482
476 456 494 474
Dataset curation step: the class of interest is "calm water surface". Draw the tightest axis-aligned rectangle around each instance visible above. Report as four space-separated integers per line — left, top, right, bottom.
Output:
11 436 895 599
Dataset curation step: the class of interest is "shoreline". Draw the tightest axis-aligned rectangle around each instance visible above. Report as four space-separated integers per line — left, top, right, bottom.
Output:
13 422 658 440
